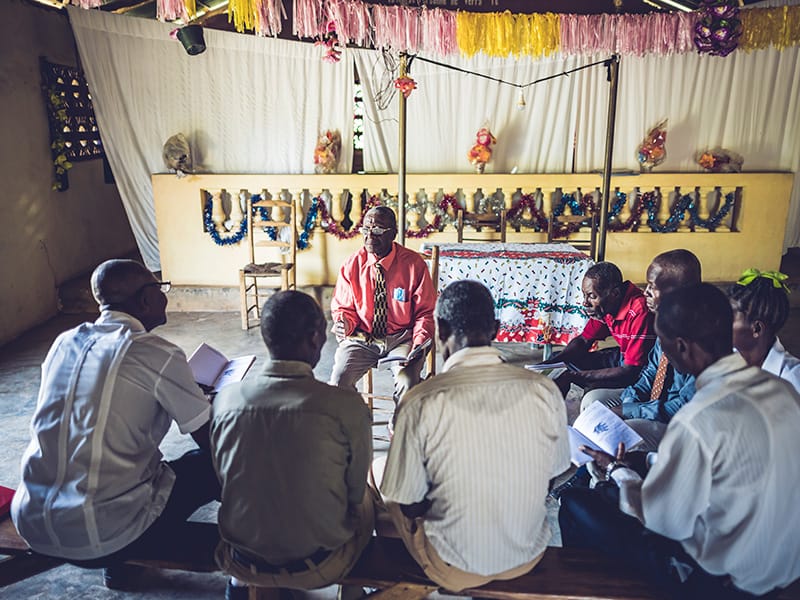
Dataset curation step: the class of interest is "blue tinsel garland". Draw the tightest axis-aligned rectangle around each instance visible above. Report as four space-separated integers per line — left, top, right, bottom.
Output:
203 194 319 249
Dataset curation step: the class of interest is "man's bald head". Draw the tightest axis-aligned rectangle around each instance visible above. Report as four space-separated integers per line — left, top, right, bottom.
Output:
644 249 702 314
91 259 167 331
651 249 702 290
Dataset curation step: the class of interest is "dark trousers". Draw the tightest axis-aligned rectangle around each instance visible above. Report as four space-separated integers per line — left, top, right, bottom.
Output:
71 448 221 568
569 347 642 390
558 484 777 600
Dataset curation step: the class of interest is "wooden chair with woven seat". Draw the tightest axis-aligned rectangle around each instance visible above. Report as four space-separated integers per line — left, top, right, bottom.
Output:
547 210 598 259
239 193 297 330
457 208 507 243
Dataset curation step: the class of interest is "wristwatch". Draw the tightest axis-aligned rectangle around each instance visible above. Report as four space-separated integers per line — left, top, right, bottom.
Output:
605 461 626 481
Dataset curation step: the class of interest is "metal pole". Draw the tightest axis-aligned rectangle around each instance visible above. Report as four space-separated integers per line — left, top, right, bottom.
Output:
397 53 408 246
598 54 620 263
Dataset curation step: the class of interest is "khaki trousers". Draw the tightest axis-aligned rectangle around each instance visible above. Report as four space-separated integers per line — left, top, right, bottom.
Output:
382 500 544 593
215 492 375 590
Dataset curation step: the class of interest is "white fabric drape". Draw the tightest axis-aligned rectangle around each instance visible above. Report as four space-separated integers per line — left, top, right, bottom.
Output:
69 7 354 270
355 48 800 249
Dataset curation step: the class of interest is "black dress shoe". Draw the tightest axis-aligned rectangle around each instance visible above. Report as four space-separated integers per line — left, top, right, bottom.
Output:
103 564 143 590
225 580 249 600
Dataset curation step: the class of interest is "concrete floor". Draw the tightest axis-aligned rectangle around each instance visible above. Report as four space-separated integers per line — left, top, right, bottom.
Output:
1 290 798 599
0 307 565 599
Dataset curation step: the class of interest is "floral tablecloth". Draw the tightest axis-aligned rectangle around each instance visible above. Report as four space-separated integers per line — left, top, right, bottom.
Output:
422 243 593 344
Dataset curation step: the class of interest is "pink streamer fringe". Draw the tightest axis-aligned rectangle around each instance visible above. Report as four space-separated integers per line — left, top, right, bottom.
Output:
157 0 187 22
74 0 103 7
256 0 286 37
292 0 455 56
560 12 698 56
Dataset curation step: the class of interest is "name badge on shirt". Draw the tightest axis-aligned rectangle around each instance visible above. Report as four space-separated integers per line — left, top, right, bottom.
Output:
393 287 407 302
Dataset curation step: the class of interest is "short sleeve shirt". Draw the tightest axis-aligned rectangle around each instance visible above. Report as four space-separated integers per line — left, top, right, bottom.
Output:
580 281 655 367
11 311 210 560
381 347 570 576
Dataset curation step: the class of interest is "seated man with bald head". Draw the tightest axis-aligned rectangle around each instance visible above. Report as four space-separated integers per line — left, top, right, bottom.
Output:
12 259 219 589
329 206 436 409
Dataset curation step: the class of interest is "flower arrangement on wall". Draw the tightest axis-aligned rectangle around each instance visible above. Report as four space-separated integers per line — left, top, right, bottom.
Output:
637 120 667 173
467 127 496 174
313 129 342 174
315 21 342 63
696 148 743 172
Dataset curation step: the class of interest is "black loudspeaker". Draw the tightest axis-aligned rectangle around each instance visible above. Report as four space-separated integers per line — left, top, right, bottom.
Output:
177 25 206 56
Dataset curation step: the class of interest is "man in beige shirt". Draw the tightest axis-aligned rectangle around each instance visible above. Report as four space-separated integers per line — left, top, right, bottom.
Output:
211 291 373 599
381 280 570 592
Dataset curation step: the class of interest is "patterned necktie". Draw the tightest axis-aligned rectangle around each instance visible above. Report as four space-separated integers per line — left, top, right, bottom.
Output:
650 352 669 401
372 264 387 339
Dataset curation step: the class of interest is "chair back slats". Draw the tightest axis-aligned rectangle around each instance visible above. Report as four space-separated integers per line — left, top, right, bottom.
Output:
239 192 298 329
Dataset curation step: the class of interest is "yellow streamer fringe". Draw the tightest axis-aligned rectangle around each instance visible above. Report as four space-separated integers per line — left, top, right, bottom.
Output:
228 0 257 33
457 11 560 58
184 0 196 20
733 5 800 51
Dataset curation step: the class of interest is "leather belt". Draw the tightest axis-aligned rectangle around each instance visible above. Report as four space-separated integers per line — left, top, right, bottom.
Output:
232 547 333 574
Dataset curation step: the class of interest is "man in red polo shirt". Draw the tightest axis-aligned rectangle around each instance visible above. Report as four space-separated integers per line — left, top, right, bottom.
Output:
548 261 655 397
329 206 436 407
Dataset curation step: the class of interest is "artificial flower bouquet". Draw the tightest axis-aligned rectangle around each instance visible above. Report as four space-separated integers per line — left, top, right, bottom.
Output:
313 129 341 174
637 120 667 172
696 148 743 173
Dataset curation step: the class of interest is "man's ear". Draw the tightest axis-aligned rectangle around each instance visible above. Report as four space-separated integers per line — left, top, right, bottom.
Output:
437 318 451 344
674 336 689 361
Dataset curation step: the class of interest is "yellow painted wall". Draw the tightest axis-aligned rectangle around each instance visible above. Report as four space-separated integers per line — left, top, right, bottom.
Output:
153 171 792 287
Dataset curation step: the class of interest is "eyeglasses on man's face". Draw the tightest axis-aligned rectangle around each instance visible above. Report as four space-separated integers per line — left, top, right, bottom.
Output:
139 281 171 294
359 225 392 237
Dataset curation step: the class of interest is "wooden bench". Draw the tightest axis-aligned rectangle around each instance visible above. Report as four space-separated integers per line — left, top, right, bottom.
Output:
2 517 800 599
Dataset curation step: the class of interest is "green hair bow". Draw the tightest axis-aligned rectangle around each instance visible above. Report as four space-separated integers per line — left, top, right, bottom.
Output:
736 268 791 293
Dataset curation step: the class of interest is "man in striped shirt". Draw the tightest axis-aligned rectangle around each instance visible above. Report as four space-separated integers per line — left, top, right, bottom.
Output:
381 280 570 592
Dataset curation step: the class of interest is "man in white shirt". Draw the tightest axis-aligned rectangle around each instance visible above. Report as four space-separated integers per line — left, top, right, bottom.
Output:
381 280 570 592
559 283 800 599
12 259 219 589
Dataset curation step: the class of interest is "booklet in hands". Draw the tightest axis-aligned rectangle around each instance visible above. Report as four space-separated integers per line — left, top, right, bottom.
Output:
188 343 256 393
568 401 644 466
377 338 432 369
524 361 577 380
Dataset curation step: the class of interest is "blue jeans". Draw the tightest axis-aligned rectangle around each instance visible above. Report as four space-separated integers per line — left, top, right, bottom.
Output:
558 484 777 600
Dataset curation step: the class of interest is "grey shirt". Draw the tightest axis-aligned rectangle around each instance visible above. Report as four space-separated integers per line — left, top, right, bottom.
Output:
211 359 371 563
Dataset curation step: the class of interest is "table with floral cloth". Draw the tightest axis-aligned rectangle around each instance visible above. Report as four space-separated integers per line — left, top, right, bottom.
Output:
421 243 593 345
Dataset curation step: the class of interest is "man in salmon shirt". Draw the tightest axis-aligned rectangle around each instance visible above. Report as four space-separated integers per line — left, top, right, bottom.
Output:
546 261 655 398
329 206 436 411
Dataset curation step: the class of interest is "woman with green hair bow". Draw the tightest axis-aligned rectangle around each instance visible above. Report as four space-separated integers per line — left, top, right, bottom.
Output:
727 268 800 393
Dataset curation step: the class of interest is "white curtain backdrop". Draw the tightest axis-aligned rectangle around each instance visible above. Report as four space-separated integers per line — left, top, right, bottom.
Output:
69 7 354 270
355 48 800 249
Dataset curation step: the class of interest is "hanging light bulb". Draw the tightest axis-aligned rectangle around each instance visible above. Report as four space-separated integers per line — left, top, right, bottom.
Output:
516 90 526 111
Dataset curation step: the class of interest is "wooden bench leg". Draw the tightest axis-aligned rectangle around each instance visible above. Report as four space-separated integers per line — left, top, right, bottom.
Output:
248 585 284 600
364 583 438 599
0 553 64 587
